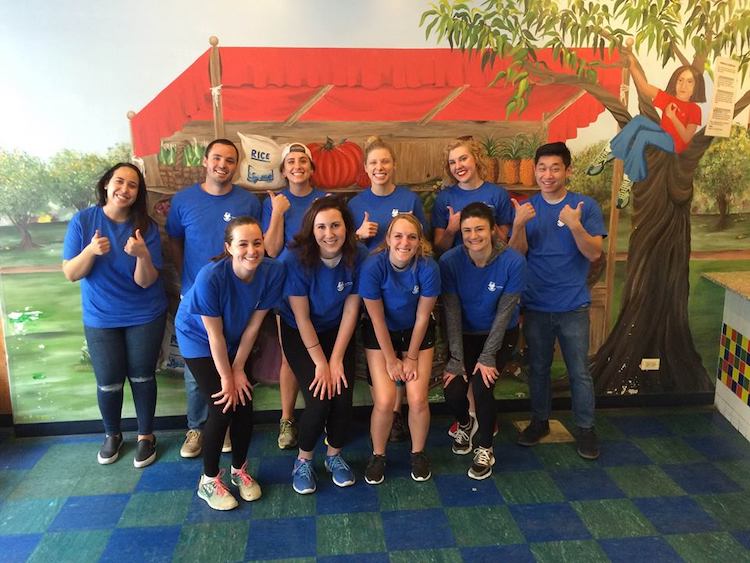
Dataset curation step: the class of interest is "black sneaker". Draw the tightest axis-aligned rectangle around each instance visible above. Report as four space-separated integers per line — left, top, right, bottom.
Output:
410 451 431 482
389 412 408 442
134 437 157 468
577 427 600 460
451 416 478 455
364 454 386 485
468 447 495 480
517 419 550 447
97 433 123 465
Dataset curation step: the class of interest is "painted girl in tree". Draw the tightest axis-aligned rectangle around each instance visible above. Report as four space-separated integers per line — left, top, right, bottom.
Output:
586 54 706 209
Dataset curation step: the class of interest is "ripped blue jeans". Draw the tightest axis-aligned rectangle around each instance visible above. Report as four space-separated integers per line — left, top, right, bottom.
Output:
84 313 166 436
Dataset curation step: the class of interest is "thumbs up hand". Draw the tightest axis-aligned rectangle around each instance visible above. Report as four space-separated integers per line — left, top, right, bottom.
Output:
267 190 290 215
356 211 378 241
559 201 583 227
511 198 536 227
446 205 461 232
124 228 149 258
89 229 111 256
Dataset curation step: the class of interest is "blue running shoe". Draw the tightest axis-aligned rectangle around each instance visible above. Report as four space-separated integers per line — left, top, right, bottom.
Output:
325 453 355 487
292 458 316 494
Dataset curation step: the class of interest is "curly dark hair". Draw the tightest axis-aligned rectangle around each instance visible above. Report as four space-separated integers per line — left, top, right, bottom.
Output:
96 162 151 236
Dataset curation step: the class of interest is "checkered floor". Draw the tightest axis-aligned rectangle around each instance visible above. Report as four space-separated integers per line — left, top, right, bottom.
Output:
1 407 749 562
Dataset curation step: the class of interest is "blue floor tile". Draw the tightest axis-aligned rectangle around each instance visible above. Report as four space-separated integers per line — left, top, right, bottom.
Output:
382 508 455 550
493 443 545 472
48 494 130 531
509 503 591 542
246 516 316 560
315 480 380 514
0 533 42 563
732 530 750 550
599 536 683 562
634 496 721 534
256 454 295 485
100 525 181 563
684 435 750 461
318 553 389 563
183 494 255 524
551 468 625 500
597 441 652 467
461 544 536 562
433 474 504 507
0 442 50 470
662 462 742 494
609 416 672 438
135 461 199 492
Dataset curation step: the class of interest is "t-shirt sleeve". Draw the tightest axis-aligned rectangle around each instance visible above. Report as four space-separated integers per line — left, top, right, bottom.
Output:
165 195 184 238
258 262 285 310
144 222 164 270
582 197 607 238
420 258 441 296
350 245 369 294
504 252 526 295
687 102 702 125
283 255 309 297
189 267 222 317
494 188 513 226
260 196 273 233
411 193 428 232
431 190 448 230
62 212 84 260
653 90 669 111
248 193 262 221
439 254 457 294
358 255 383 300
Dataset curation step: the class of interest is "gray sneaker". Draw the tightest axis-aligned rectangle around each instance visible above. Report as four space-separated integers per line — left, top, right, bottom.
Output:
278 418 298 450
180 429 202 458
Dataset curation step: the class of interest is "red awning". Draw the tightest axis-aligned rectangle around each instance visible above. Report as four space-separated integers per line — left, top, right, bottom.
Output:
130 47 621 157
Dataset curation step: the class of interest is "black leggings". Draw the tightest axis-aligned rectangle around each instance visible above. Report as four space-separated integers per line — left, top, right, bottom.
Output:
185 357 254 477
280 321 355 452
443 327 519 448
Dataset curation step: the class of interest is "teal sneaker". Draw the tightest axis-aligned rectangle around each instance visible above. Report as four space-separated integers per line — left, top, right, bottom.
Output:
197 471 238 511
325 453 355 487
292 458 317 494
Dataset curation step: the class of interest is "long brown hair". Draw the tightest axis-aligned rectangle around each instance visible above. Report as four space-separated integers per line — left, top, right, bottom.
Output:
664 65 706 103
289 196 359 269
210 216 262 262
96 162 151 236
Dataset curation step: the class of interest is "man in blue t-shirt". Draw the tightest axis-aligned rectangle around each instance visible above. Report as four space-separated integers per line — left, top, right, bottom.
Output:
509 142 606 461
166 138 261 459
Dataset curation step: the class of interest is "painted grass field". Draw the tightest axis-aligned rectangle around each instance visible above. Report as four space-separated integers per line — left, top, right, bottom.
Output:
1 218 748 424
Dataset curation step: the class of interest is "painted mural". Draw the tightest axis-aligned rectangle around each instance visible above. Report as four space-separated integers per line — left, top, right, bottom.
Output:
1 1 750 425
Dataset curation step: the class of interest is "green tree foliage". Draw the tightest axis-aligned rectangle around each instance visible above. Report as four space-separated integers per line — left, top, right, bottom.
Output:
572 141 614 216
695 125 750 229
49 150 108 211
0 150 52 249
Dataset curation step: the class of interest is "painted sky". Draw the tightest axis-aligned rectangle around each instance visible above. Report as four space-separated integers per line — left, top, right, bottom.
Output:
1 0 746 158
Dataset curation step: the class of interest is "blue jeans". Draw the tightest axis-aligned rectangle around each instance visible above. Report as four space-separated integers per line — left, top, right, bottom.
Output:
84 313 166 436
523 308 595 429
610 115 675 182
183 363 208 430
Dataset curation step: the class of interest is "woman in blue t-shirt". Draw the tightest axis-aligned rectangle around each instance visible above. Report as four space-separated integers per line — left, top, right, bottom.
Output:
360 214 440 485
62 163 167 468
439 202 526 480
278 196 367 495
175 217 284 511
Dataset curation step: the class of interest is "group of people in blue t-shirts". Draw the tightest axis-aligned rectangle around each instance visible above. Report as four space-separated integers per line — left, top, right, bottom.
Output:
63 134 606 511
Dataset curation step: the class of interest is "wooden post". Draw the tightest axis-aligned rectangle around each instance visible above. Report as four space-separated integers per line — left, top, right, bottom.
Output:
603 48 632 329
0 311 12 416
208 36 226 139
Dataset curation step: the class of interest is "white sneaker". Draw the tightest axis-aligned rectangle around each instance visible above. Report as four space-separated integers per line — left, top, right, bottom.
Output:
197 471 238 511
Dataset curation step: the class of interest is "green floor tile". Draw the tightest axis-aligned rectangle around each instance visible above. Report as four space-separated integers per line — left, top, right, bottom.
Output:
8 473 79 501
0 497 65 534
530 540 609 563
250 483 316 519
494 470 565 504
445 506 524 546
666 532 750 563
174 521 249 563
33 443 99 473
69 464 142 496
0 469 27 501
317 512 385 556
428 447 474 475
27 530 110 563
571 499 656 538
588 416 626 441
606 465 684 497
378 477 441 511
118 490 193 527
633 437 706 464
695 493 750 529
388 547 463 563
714 460 750 491
532 444 592 470
657 412 721 436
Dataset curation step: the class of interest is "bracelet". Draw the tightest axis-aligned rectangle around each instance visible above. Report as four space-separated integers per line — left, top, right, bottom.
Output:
306 342 321 350
406 355 418 361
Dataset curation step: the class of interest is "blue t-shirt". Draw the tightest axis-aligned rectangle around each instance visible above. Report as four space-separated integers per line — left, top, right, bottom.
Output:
175 258 284 358
166 183 261 291
359 252 441 331
431 182 513 247
63 206 167 328
261 187 325 259
348 186 427 250
279 244 368 332
522 191 607 313
440 245 526 333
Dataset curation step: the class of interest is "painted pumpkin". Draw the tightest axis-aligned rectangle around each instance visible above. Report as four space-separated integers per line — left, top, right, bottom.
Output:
308 138 363 189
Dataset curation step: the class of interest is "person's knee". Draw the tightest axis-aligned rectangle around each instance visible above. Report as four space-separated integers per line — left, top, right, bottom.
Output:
98 382 123 393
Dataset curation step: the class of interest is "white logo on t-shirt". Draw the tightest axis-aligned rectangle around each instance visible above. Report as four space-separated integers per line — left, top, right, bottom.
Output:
412 284 420 294
223 212 232 222
557 219 565 227
391 208 399 217
488 281 497 292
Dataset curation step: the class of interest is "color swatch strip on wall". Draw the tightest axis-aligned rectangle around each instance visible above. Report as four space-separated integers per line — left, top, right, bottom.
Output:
718 323 750 406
